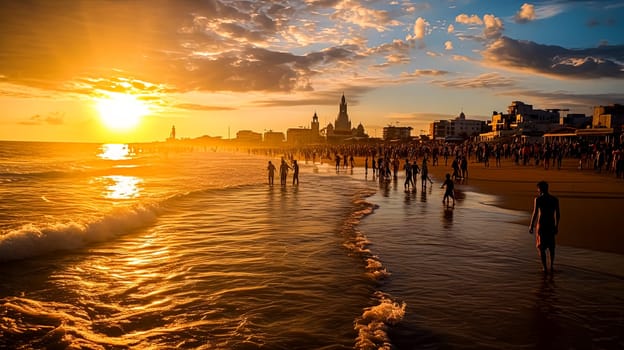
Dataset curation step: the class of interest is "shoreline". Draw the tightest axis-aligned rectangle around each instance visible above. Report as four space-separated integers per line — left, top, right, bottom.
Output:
309 154 624 256
282 152 623 255
424 157 624 255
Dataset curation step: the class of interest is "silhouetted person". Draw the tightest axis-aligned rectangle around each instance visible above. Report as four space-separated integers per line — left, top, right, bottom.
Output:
421 158 428 189
451 157 460 180
460 156 468 179
267 161 276 185
411 160 420 187
404 159 414 191
280 158 291 186
421 158 432 189
529 181 560 274
292 160 299 185
440 173 455 207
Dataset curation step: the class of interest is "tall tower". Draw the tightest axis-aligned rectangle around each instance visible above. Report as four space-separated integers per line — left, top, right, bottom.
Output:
335 93 351 132
311 112 320 135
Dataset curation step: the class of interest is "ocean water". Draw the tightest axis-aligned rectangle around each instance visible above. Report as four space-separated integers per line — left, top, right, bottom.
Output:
0 141 622 349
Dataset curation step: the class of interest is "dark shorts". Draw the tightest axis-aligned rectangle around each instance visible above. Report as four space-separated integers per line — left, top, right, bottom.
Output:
536 232 556 251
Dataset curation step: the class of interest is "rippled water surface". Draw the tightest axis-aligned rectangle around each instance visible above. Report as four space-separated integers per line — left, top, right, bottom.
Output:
1 141 622 349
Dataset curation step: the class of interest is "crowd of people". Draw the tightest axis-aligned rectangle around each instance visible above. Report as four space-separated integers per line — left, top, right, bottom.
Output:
262 139 619 274
259 137 624 182
267 158 299 186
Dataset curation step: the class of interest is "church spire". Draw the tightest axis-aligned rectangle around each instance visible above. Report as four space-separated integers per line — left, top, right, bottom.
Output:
335 93 351 132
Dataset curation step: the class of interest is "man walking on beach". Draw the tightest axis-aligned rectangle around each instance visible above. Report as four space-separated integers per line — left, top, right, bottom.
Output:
529 181 560 274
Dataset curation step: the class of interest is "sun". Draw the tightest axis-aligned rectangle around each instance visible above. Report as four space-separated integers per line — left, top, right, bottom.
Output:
95 93 149 131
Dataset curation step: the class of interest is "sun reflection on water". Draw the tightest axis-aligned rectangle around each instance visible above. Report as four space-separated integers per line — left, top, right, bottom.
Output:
99 175 142 199
98 143 132 160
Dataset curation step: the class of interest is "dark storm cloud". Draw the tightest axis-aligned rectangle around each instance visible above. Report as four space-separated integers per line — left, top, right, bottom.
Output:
483 37 624 79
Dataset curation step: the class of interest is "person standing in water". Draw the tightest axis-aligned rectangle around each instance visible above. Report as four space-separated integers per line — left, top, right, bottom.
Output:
292 160 299 185
529 181 561 274
280 158 292 186
404 159 414 191
440 173 455 207
421 158 433 189
267 161 276 186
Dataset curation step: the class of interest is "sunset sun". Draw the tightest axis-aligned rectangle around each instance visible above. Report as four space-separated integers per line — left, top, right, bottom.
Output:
95 93 149 131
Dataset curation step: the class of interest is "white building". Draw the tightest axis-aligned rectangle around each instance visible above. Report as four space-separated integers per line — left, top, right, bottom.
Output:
430 112 485 141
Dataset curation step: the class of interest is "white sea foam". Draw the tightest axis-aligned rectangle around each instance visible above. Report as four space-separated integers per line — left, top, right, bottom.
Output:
354 291 406 350
0 204 159 262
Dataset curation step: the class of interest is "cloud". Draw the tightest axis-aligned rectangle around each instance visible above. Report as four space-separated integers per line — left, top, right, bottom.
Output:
19 113 65 126
514 3 536 23
405 17 429 49
251 86 374 107
483 14 504 38
431 72 516 89
413 17 428 40
401 70 449 79
455 13 503 39
482 37 624 79
445 41 454 50
174 104 236 111
447 24 455 33
330 0 401 32
0 0 379 97
499 89 624 111
533 4 566 20
455 14 483 25
452 55 472 62
387 54 410 64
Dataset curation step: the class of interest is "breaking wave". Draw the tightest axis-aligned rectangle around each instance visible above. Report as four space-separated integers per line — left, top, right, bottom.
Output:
0 203 160 262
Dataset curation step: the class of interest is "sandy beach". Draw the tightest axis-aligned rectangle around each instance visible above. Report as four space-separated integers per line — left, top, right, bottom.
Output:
423 157 624 255
315 154 624 255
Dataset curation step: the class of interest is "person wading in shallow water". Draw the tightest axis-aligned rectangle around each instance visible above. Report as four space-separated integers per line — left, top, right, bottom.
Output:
267 161 276 186
529 181 561 274
279 158 292 186
292 159 299 185
440 173 455 207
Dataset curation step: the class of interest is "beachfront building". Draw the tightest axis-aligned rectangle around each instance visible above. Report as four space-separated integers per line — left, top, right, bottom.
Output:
236 130 262 144
263 130 285 146
430 111 486 142
592 104 624 132
326 94 369 143
561 113 592 129
479 101 562 142
564 104 624 145
383 125 412 141
508 101 561 134
286 112 324 145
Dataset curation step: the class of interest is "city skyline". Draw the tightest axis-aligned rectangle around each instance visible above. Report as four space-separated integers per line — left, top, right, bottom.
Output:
1 1 623 143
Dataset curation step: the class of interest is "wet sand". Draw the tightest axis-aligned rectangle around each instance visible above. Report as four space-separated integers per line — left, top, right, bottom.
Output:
309 154 623 255
425 157 624 255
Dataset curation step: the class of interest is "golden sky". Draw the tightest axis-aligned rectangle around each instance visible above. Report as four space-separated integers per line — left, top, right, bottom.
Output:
1 1 622 142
